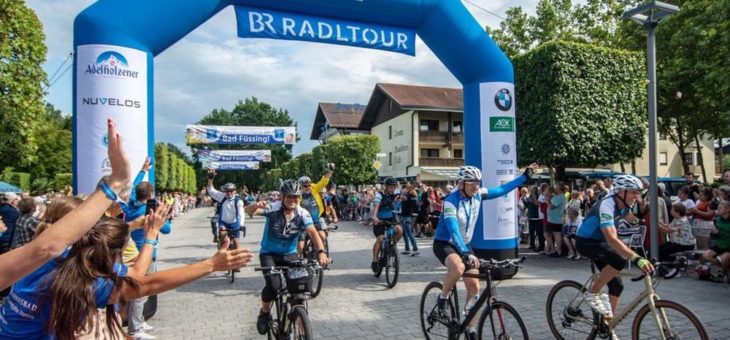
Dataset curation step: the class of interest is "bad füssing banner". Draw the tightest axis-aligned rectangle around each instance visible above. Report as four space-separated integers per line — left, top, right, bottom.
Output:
186 125 296 145
197 149 272 162
204 161 260 171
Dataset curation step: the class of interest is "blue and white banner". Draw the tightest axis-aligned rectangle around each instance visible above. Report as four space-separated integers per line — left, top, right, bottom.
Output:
186 125 296 145
235 6 416 56
203 161 260 171
197 149 272 162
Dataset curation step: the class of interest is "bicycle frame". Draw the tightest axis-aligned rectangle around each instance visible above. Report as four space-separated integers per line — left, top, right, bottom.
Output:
573 271 672 336
456 270 499 335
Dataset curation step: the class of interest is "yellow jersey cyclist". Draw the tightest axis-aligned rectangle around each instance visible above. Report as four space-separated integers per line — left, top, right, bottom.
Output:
433 164 537 340
245 179 330 335
297 163 335 254
574 175 654 322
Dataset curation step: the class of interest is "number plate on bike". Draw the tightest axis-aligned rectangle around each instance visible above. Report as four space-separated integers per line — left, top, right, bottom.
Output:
288 267 308 279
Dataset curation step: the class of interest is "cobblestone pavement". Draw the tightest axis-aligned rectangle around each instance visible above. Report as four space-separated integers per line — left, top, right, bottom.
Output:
151 208 730 339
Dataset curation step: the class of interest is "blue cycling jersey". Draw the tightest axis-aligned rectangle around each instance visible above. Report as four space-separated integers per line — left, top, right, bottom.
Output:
576 194 629 241
433 174 528 255
373 192 397 220
260 201 313 255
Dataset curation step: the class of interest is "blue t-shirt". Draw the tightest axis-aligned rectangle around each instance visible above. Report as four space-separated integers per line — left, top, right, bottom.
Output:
547 193 566 224
576 194 628 241
260 201 313 255
0 250 128 339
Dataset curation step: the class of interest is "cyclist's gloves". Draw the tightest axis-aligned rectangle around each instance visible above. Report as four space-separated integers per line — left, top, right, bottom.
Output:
462 254 478 266
522 166 535 179
631 254 652 272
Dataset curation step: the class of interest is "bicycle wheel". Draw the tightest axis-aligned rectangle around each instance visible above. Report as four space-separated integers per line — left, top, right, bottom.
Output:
385 244 399 288
478 300 529 340
229 239 236 283
310 265 324 298
288 305 313 340
419 281 456 340
546 280 598 340
631 299 708 340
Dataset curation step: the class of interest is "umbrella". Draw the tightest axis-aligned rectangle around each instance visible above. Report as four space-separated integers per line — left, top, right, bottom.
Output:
0 181 21 193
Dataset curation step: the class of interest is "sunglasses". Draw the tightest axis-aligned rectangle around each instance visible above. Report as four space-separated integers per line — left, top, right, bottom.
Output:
301 185 311 188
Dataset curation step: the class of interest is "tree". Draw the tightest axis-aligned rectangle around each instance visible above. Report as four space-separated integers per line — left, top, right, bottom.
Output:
0 0 47 168
514 41 647 180
193 97 296 191
155 143 170 190
313 135 379 186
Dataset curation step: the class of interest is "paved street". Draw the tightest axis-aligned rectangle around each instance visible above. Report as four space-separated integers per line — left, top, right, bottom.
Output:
151 207 730 339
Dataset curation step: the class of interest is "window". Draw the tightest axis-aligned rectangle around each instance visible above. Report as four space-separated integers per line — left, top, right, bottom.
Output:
454 149 463 159
659 132 667 140
659 152 668 166
389 125 392 140
683 152 694 166
420 119 439 132
453 121 463 133
421 148 439 158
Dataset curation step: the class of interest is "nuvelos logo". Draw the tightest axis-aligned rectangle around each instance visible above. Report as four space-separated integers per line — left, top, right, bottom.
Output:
494 88 512 111
84 51 139 79
82 97 142 109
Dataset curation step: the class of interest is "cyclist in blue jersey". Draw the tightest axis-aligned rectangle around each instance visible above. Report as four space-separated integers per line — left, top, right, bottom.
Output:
575 175 654 322
433 164 537 340
370 177 405 273
245 179 330 335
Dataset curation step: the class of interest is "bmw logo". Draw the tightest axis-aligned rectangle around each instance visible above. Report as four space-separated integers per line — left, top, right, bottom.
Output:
500 144 510 155
102 134 108 147
494 89 512 111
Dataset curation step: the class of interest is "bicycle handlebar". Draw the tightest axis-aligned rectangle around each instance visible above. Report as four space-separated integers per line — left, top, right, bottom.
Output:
630 259 680 282
254 259 320 272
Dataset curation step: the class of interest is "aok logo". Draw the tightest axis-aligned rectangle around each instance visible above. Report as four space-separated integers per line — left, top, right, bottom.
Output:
84 51 139 79
490 117 514 132
82 97 141 109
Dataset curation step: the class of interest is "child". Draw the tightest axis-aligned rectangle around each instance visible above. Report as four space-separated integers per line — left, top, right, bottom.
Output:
563 207 582 260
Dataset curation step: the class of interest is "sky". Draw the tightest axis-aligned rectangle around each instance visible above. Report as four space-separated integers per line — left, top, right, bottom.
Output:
27 0 539 156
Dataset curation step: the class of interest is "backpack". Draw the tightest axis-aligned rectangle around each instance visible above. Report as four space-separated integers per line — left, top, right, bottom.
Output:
216 195 241 222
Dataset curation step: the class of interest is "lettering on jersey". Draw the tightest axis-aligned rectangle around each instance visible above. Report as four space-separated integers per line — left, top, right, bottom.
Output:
443 207 457 217
601 213 612 220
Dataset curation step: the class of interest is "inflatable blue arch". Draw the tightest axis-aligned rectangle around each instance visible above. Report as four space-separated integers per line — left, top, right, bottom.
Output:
74 0 520 265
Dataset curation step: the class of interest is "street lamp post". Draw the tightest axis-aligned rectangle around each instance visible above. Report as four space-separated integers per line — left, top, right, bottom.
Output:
623 1 679 260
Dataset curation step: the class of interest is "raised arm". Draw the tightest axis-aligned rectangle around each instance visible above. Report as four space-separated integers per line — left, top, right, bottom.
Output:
0 118 131 290
206 170 224 202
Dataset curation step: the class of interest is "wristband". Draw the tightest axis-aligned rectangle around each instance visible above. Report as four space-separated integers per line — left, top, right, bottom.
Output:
97 177 124 205
522 167 535 179
144 239 158 246
317 249 326 255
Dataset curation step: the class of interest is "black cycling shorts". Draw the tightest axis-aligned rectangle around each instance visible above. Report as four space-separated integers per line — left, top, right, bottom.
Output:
433 240 471 265
373 218 397 237
575 236 627 271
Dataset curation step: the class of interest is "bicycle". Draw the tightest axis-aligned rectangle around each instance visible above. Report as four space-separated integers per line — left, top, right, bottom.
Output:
301 223 337 298
216 226 242 283
254 259 320 340
373 220 400 288
546 260 709 340
420 257 529 340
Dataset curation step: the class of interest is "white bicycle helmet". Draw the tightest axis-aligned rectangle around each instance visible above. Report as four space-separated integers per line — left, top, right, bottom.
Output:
612 175 643 192
298 176 311 185
458 166 482 181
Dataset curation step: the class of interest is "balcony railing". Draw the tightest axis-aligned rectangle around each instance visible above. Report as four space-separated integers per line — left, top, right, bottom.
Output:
419 157 464 167
418 131 464 144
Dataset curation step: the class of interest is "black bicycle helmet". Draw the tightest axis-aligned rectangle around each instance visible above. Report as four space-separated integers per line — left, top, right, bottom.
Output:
384 177 398 186
280 179 302 196
222 183 236 192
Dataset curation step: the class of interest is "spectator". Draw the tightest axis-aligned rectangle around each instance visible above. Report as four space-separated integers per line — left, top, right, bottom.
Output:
518 187 529 244
0 193 21 254
546 186 566 257
595 180 610 200
689 187 716 250
525 186 544 251
538 183 550 254
702 200 730 271
723 169 730 186
563 207 582 260
677 187 696 212
10 198 39 249
582 188 596 216
658 203 695 262
399 184 419 256
658 183 673 223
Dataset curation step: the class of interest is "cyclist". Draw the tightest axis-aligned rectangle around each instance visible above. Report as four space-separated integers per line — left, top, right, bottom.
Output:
370 177 407 273
297 163 335 254
433 164 537 340
206 170 245 256
245 179 330 335
575 175 654 323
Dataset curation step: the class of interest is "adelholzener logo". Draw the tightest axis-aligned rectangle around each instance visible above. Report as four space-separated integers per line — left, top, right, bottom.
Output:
494 88 512 111
489 116 515 132
84 51 139 79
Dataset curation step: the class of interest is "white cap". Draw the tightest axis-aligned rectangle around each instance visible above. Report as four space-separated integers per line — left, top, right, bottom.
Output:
3 192 19 202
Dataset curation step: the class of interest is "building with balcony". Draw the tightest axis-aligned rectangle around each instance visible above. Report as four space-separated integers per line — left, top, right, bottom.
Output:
357 83 465 186
309 102 369 143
